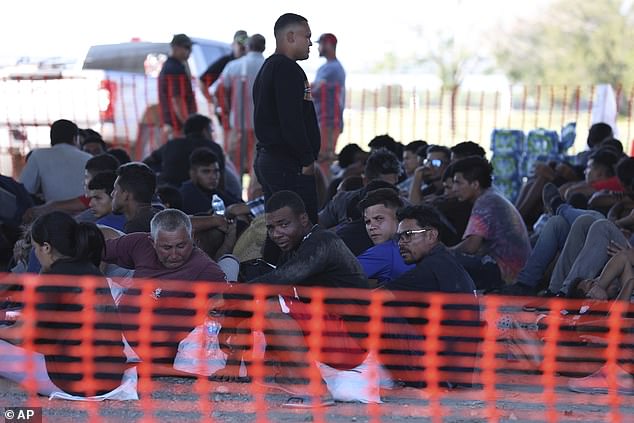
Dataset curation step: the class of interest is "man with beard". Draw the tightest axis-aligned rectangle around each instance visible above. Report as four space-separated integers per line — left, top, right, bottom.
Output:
380 205 478 388
385 205 475 293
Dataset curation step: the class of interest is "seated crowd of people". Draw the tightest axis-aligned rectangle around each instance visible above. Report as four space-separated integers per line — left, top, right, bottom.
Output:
0 117 632 406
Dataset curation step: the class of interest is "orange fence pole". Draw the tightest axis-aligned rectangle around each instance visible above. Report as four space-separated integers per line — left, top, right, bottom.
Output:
482 296 500 423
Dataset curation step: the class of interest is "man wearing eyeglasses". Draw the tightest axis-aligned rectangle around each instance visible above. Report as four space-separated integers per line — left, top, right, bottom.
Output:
159 34 197 139
409 145 451 204
378 205 478 388
384 205 475 293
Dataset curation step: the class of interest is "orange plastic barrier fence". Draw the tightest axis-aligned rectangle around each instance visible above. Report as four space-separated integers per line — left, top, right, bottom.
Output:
0 273 632 422
1 77 634 178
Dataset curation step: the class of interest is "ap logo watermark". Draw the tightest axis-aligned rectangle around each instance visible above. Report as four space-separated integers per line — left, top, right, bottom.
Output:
3 407 42 423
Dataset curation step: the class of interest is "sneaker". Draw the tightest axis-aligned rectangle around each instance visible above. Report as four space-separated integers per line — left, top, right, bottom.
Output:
568 366 634 395
542 182 563 214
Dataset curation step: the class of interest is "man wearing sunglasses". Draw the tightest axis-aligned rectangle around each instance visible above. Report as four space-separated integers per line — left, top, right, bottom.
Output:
409 145 451 204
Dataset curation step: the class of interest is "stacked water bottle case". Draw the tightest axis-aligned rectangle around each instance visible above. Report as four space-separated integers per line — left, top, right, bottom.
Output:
490 122 577 202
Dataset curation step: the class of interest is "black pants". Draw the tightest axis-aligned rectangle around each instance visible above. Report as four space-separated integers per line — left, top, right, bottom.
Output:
254 150 318 223
453 252 504 291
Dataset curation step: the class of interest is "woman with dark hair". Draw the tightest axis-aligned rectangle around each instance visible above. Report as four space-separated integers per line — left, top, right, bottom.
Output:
0 212 134 399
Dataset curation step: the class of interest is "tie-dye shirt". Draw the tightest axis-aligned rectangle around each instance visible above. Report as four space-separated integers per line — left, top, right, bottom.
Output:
463 188 531 282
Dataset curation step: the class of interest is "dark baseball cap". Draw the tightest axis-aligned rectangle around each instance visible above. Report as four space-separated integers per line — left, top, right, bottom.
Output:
316 33 337 45
171 34 194 48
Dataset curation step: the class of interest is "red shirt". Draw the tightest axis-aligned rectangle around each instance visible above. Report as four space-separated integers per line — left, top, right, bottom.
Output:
591 176 624 192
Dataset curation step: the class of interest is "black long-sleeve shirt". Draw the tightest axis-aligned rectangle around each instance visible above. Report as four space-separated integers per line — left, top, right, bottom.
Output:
384 244 476 294
249 225 368 290
253 54 320 167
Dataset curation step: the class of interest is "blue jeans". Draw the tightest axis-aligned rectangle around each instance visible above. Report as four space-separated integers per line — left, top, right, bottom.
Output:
549 218 628 294
515 205 604 288
557 203 604 226
515 215 569 288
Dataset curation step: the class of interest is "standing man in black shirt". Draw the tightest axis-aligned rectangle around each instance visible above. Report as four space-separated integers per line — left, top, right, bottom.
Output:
253 13 321 224
158 34 197 139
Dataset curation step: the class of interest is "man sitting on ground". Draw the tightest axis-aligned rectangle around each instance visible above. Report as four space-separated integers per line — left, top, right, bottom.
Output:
23 152 120 222
111 162 162 233
20 119 92 204
180 147 242 215
379 205 478 387
216 191 369 408
335 180 397 256
385 205 476 294
143 113 242 199
559 148 622 203
450 156 531 290
409 145 451 205
356 188 414 285
319 148 402 229
86 171 126 231
397 140 426 197
101 208 227 368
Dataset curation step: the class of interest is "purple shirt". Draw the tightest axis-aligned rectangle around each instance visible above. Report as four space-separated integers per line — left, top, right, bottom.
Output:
463 189 531 282
103 232 226 282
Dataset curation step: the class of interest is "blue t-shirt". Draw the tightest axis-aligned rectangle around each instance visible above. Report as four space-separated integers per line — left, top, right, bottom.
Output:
312 59 345 131
357 239 414 285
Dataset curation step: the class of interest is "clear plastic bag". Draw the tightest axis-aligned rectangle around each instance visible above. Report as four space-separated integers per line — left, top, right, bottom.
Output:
173 318 227 376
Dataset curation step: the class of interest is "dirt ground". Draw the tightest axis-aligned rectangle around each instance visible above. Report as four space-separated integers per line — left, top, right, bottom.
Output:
1 371 632 422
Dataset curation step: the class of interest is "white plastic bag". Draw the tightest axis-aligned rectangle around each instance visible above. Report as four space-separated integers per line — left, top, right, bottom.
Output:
250 329 389 403
317 352 391 403
48 367 138 401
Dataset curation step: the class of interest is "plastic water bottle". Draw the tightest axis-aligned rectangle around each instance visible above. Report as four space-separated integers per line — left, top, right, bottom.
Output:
205 320 221 358
211 194 225 215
